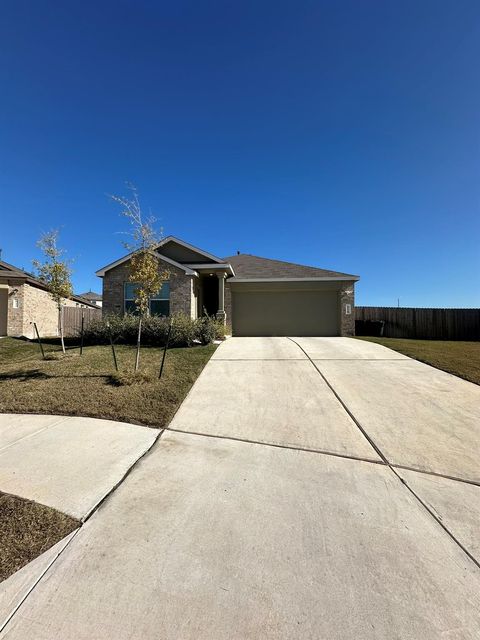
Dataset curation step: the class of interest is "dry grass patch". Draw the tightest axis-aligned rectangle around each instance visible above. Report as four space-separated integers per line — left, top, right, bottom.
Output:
0 492 78 582
356 337 480 385
0 338 216 427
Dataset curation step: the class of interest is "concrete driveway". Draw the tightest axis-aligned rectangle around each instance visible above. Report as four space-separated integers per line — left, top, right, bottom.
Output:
1 337 480 638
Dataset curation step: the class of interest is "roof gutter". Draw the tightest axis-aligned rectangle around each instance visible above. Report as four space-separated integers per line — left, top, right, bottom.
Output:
228 276 360 283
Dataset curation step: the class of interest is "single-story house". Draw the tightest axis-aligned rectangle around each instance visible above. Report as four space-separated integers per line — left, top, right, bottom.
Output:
78 290 103 307
96 236 359 337
0 260 98 338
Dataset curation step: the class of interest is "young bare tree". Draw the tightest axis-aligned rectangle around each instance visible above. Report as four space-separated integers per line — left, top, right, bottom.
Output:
33 229 73 354
111 184 168 371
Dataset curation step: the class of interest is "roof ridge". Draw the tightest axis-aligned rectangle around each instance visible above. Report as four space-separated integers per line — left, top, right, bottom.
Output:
224 253 358 278
226 253 326 271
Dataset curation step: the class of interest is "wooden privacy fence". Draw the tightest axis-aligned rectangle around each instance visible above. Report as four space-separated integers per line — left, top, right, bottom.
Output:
63 307 102 337
355 307 480 341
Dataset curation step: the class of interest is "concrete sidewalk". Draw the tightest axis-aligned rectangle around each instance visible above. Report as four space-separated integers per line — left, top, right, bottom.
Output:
2 338 480 638
0 414 157 518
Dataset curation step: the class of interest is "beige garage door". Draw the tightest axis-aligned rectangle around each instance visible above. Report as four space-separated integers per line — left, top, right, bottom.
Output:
232 287 340 337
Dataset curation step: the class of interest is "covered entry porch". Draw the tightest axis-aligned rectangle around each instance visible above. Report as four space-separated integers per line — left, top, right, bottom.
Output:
191 266 230 323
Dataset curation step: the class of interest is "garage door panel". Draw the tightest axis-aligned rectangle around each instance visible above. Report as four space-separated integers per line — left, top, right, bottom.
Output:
232 289 339 337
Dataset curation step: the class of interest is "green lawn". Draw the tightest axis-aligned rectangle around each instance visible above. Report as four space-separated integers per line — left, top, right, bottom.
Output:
0 337 216 427
356 336 480 385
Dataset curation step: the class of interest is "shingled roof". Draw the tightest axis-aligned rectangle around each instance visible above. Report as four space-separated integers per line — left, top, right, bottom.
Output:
0 260 35 279
78 290 102 301
224 254 359 281
0 260 98 307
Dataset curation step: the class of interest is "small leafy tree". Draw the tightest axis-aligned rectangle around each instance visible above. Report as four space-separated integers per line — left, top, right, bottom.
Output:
111 184 168 371
33 229 73 354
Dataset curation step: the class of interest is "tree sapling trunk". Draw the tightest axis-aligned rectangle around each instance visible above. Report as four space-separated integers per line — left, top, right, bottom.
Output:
111 184 169 375
33 229 73 357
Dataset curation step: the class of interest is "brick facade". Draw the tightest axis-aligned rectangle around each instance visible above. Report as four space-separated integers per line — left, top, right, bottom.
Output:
102 257 194 318
339 280 355 336
5 284 25 336
4 283 82 339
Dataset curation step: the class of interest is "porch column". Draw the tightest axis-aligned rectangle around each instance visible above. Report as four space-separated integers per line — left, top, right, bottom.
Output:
216 273 226 324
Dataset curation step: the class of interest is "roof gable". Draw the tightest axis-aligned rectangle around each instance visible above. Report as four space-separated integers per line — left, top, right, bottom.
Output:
96 236 224 276
95 249 197 277
157 236 223 264
224 254 359 281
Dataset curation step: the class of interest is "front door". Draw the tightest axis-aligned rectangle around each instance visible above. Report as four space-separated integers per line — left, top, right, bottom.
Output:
201 275 219 316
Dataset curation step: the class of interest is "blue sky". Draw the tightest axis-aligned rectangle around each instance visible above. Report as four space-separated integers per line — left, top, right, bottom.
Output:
1 0 479 306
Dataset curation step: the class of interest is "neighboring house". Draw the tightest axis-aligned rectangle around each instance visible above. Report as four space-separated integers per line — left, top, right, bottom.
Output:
78 290 103 307
0 260 97 338
96 236 358 337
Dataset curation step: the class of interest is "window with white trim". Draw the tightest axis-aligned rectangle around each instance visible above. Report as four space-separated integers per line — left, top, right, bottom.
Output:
124 282 170 316
345 304 352 315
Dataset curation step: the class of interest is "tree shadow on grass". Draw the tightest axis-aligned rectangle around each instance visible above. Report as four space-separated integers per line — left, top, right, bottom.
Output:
0 370 111 382
0 370 51 382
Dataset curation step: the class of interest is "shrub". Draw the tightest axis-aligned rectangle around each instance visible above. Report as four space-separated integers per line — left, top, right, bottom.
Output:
195 315 218 345
169 314 197 347
141 315 173 346
81 314 139 345
215 323 231 340
81 313 222 347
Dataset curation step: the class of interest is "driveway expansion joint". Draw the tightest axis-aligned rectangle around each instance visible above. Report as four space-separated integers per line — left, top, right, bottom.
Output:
210 358 308 361
392 468 480 571
287 336 480 571
81 428 166 524
287 338 388 464
392 464 480 489
165 426 386 467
